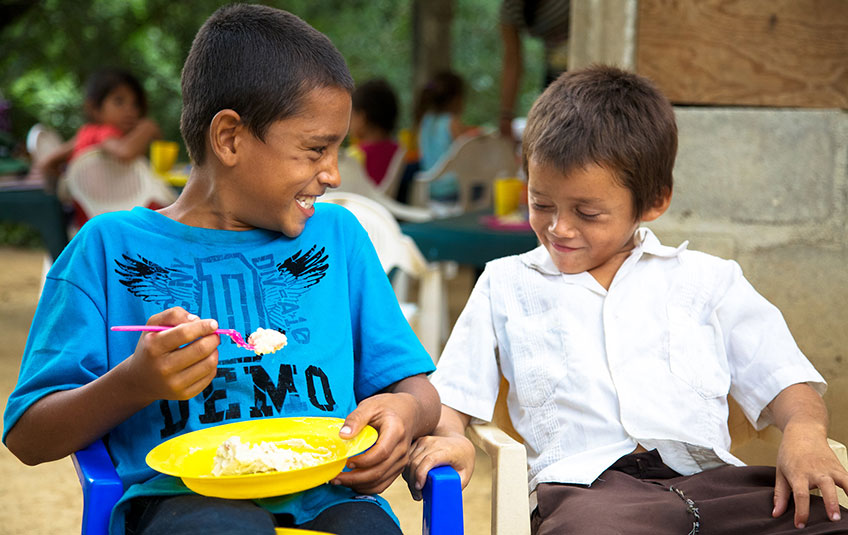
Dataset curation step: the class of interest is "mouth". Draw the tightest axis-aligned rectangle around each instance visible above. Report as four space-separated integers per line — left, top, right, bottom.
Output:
295 195 315 210
551 242 579 253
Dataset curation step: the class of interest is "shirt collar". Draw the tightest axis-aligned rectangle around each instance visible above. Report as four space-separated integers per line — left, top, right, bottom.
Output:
519 228 689 277
636 227 689 258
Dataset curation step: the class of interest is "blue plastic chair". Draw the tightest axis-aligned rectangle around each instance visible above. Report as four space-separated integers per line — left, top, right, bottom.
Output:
72 439 463 535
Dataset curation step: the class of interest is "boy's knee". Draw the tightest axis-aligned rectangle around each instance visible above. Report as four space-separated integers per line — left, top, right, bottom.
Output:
128 495 275 535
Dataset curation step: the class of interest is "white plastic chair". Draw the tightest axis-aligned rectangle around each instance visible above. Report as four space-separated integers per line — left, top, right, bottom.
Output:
411 132 519 215
64 148 176 222
319 191 446 359
336 151 434 223
468 384 848 535
26 123 64 162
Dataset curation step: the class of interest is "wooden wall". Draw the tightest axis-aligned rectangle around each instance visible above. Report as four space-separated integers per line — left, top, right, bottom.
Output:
635 0 848 108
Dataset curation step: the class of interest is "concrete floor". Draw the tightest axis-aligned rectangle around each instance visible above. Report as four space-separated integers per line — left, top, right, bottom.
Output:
0 247 493 535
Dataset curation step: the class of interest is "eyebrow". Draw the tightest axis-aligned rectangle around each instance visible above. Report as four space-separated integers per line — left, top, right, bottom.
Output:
304 133 344 145
527 187 605 204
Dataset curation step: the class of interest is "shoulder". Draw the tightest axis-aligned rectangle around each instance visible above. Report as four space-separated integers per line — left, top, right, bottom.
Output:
310 202 369 246
677 248 741 277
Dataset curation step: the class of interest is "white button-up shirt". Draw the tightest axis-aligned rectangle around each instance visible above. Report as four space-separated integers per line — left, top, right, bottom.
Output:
431 228 825 492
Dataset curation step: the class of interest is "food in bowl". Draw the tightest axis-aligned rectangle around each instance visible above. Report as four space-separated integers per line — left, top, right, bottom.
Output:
212 436 331 476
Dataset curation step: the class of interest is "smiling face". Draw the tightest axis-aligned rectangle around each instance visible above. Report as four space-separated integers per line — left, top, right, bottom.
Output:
225 86 352 237
93 83 142 133
528 159 667 288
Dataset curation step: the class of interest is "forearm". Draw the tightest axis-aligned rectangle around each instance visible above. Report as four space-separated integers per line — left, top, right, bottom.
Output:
499 23 523 117
101 119 160 161
769 382 829 438
5 359 152 465
434 404 472 437
387 374 441 438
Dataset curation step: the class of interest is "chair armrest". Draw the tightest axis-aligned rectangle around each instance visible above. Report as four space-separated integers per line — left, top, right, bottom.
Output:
828 438 848 507
71 439 123 535
467 423 531 535
381 196 435 223
422 465 464 535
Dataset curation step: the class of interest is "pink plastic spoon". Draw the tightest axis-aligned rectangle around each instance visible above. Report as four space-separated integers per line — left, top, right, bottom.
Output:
110 325 255 351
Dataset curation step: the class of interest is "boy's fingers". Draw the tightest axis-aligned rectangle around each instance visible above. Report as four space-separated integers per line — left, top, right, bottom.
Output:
340 406 373 439
773 470 791 518
793 486 811 528
147 306 192 325
148 319 220 355
815 480 842 522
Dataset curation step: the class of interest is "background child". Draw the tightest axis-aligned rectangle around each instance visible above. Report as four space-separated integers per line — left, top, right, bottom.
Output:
404 65 848 533
4 5 438 535
414 70 478 201
31 68 161 225
348 78 401 187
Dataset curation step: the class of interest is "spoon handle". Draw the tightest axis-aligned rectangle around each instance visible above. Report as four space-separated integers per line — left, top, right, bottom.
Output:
110 325 170 332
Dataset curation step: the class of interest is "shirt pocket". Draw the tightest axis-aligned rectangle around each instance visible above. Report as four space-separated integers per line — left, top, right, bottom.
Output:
503 312 568 408
667 305 730 399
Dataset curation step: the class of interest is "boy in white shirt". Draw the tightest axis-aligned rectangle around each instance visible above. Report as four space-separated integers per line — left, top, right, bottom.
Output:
404 65 848 533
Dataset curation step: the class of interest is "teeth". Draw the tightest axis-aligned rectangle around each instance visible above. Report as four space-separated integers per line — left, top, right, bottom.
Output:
296 196 314 209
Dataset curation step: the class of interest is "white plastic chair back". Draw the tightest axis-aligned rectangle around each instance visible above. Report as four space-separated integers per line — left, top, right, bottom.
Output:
65 149 176 220
319 191 445 359
336 152 433 223
412 132 519 213
26 123 63 161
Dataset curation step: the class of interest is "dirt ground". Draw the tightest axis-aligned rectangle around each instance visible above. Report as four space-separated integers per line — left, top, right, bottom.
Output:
0 246 492 535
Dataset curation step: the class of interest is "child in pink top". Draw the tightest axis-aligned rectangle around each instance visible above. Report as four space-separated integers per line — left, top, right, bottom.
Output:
348 78 400 186
31 68 161 225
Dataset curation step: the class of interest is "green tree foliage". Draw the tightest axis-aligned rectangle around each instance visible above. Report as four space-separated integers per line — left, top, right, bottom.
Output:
2 0 545 152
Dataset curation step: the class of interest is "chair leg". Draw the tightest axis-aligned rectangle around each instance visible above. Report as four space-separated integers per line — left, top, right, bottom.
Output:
417 264 445 362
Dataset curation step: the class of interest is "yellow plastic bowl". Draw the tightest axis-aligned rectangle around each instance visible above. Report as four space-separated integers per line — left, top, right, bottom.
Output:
275 529 331 535
146 417 377 499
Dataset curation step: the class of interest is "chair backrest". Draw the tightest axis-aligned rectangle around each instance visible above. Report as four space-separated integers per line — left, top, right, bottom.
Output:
64 149 176 220
336 152 433 223
416 132 520 212
26 123 63 162
319 191 427 278
376 145 407 199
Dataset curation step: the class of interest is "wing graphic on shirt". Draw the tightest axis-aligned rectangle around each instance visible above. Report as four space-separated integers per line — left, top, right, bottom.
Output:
260 245 329 329
114 254 199 310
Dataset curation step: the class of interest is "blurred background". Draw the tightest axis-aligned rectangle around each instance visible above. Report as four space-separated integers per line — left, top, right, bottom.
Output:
0 0 544 150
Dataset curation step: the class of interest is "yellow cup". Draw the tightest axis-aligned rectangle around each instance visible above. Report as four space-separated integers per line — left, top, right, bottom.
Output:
150 140 179 174
493 177 524 216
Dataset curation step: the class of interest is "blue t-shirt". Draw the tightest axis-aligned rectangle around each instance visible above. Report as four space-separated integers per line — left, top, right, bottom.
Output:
3 205 435 534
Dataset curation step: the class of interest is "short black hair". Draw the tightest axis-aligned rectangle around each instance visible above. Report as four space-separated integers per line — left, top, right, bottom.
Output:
84 68 147 117
352 78 398 134
180 4 355 164
523 65 677 219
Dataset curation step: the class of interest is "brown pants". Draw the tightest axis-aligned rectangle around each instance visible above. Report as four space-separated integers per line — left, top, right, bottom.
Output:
531 450 848 535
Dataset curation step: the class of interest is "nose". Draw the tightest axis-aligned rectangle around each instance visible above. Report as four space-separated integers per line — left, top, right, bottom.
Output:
548 212 578 238
318 154 342 189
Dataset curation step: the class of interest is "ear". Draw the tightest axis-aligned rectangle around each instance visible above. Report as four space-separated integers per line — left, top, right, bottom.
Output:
641 188 672 223
208 109 244 167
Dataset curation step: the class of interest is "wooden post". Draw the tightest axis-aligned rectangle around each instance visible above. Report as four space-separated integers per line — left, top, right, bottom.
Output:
411 0 454 94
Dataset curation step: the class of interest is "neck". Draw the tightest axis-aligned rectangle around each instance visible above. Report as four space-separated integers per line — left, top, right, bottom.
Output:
158 168 228 229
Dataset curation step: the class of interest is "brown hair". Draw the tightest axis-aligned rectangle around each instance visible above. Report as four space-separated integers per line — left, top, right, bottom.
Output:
522 65 677 219
180 4 354 165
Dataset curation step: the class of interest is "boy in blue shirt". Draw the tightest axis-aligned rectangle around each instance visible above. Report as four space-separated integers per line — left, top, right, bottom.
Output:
405 66 848 533
3 5 438 534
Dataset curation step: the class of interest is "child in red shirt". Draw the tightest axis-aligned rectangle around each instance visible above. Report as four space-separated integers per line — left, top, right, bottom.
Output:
348 78 401 186
31 68 161 225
